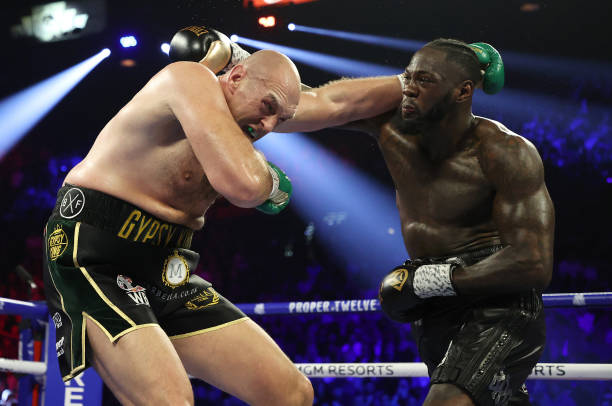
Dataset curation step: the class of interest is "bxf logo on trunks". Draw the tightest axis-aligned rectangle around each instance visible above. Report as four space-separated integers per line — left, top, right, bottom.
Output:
116 275 150 306
59 188 85 219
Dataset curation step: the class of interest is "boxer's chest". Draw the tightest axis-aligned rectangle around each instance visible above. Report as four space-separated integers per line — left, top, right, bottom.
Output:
378 125 494 226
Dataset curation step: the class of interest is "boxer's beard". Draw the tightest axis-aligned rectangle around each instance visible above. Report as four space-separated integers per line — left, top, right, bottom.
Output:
398 91 454 134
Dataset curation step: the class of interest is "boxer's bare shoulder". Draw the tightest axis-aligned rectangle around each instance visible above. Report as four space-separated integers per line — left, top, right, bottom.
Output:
475 116 545 194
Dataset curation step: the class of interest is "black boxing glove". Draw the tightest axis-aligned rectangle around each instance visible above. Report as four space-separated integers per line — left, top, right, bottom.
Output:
378 260 458 323
169 25 250 74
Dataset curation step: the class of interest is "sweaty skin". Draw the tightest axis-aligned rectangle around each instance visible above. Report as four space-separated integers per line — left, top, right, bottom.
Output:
359 47 555 295
65 50 301 230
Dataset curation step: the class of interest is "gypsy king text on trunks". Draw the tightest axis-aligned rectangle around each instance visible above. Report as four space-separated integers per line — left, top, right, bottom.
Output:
117 209 193 247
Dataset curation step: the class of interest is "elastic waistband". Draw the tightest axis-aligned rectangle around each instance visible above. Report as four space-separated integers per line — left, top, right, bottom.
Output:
413 244 505 267
51 185 193 249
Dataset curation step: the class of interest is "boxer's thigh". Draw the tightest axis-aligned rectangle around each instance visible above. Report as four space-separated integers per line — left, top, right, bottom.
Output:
430 292 545 406
87 319 193 406
171 318 313 406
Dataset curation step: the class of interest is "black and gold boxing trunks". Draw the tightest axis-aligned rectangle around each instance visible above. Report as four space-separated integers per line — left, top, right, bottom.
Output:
410 245 546 406
43 185 247 382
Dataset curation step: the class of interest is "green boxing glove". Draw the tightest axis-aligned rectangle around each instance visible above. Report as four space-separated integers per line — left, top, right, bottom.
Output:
468 42 505 95
256 162 292 215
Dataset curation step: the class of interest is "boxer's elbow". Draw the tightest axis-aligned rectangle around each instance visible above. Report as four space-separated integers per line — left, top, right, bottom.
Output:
209 171 267 208
518 256 552 291
221 178 267 208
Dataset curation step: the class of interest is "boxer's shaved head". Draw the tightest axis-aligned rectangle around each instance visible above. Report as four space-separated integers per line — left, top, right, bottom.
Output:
223 49 301 140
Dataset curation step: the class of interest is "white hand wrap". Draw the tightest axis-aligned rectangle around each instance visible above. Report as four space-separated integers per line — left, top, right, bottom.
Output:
221 42 251 73
413 264 457 298
267 164 280 200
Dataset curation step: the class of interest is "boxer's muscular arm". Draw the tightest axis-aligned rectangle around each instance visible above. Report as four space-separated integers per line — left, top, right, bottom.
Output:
452 134 555 294
274 76 402 133
162 61 271 207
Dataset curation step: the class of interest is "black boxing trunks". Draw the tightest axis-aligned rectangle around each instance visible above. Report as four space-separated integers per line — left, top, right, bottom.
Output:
43 185 247 382
410 245 546 406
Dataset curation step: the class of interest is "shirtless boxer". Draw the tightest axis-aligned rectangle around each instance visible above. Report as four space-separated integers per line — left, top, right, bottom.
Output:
43 27 402 405
278 39 554 406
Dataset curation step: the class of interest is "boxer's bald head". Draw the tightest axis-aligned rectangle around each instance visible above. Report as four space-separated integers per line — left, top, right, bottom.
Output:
243 50 301 89
222 50 301 140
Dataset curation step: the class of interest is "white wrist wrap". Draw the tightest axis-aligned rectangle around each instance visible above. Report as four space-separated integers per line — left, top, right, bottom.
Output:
413 264 457 298
221 42 251 73
267 164 280 200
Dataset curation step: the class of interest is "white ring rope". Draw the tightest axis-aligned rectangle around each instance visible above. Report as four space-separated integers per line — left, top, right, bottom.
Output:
295 363 612 380
2 357 610 381
0 357 46 375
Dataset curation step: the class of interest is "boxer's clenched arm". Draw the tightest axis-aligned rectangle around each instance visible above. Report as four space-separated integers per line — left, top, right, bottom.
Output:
274 75 402 133
162 61 272 207
452 133 555 294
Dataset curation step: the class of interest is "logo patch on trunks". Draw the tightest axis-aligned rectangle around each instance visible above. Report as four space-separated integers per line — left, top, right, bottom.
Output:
59 187 85 219
117 275 149 306
162 250 190 288
48 225 69 261
185 288 219 310
52 312 63 328
489 369 512 405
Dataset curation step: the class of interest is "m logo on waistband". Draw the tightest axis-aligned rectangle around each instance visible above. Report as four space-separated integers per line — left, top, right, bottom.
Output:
48 225 69 261
60 188 85 219
162 250 190 288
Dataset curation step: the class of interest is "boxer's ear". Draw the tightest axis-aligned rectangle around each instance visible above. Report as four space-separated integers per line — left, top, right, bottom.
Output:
227 64 246 92
456 80 474 103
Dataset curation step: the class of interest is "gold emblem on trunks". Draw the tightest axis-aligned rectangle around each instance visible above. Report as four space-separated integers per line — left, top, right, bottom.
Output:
185 288 219 310
162 250 190 288
48 225 68 261
389 268 409 292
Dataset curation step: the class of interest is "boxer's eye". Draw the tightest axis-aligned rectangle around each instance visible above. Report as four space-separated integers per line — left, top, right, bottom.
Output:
263 101 274 114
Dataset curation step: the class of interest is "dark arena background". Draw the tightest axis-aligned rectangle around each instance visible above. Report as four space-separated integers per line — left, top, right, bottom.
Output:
1 0 611 405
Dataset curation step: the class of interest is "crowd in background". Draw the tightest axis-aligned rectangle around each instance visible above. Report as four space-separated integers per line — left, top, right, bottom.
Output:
1 93 611 404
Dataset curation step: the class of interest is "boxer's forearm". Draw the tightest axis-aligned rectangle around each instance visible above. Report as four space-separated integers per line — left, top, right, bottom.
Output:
275 75 402 133
452 245 553 295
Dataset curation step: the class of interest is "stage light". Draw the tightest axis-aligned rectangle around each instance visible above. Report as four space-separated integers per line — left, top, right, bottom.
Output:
120 59 136 67
119 35 137 48
287 24 425 52
0 48 111 158
233 36 401 77
230 34 238 42
160 43 170 55
288 23 296 31
258 16 276 28
257 132 406 285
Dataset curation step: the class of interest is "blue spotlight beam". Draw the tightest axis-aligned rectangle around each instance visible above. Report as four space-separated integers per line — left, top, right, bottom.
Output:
0 48 111 158
233 35 402 77
288 24 612 82
290 24 425 52
499 51 612 82
257 133 406 286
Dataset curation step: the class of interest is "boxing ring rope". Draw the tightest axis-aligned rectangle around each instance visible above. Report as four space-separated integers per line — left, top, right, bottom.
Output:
2 292 612 383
